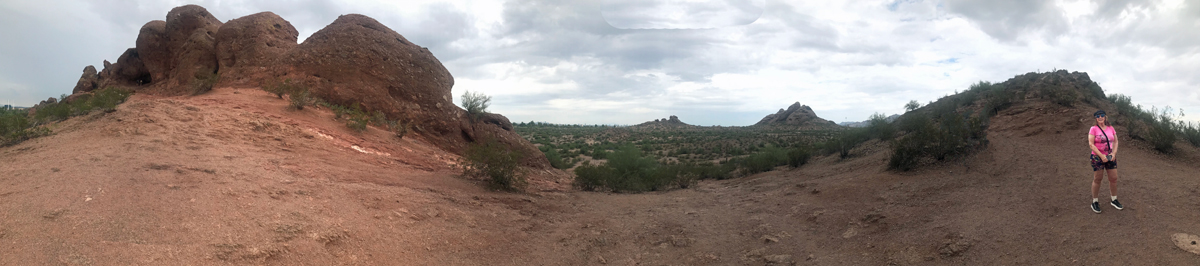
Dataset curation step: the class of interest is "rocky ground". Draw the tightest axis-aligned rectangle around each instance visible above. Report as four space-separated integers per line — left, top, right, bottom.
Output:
2 87 1200 265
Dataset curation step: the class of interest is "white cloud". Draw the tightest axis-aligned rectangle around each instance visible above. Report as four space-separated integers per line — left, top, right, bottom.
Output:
1 0 1197 125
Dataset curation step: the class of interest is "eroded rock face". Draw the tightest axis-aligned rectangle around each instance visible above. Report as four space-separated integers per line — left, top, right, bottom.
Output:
135 5 222 94
280 14 468 154
72 65 98 94
96 48 152 88
215 12 298 86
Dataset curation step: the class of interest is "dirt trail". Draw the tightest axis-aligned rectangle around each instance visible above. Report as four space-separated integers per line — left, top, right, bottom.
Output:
2 89 1199 265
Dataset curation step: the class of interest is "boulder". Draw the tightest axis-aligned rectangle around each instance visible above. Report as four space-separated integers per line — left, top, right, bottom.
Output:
96 48 152 89
214 12 298 85
135 5 222 94
72 65 98 93
282 14 461 150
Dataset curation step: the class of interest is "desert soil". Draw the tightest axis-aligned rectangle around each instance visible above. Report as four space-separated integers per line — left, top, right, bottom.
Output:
2 87 1200 265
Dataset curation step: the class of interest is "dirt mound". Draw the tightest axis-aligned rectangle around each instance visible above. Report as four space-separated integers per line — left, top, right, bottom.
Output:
754 102 839 129
80 5 547 169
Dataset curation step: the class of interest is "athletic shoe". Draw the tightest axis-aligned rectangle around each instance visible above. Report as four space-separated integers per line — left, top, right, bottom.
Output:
1111 199 1124 210
1091 202 1101 213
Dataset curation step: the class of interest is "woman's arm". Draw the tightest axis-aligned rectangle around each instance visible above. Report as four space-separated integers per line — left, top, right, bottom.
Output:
1110 126 1118 160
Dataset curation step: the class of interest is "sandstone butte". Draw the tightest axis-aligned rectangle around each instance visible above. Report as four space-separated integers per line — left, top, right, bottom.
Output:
65 5 548 169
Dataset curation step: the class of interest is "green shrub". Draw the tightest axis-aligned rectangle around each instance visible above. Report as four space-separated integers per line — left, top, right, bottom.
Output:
7 87 131 146
461 138 526 191
191 69 219 96
866 113 895 141
461 90 490 122
1145 106 1177 153
1043 85 1078 107
889 107 988 171
1181 122 1200 147
386 119 410 139
573 145 689 192
544 148 570 169
787 146 811 167
1 106 49 146
288 86 311 110
739 145 788 175
263 78 294 99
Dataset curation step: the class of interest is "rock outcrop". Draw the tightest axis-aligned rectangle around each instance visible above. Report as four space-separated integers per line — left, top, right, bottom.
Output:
214 12 298 85
82 5 550 169
633 115 693 129
135 5 223 94
754 102 839 129
72 65 98 93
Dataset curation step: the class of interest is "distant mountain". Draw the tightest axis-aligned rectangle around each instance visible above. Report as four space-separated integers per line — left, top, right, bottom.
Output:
839 114 900 128
754 102 839 129
632 115 694 129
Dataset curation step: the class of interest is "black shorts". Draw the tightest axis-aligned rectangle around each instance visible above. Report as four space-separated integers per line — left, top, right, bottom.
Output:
1090 154 1117 171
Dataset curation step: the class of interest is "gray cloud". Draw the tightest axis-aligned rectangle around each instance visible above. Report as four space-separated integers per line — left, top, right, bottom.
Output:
943 0 1068 42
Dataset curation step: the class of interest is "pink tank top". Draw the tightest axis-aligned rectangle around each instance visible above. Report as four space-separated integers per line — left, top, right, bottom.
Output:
1090 126 1115 155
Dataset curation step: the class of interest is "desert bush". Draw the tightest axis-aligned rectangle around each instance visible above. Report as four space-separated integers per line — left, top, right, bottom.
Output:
1043 85 1078 107
461 90 491 122
739 145 788 175
573 145 685 192
1 106 49 146
1181 122 1200 147
34 87 132 122
385 119 410 139
889 106 988 171
7 87 130 146
866 113 896 141
288 86 312 110
904 100 921 112
787 146 812 167
1145 106 1177 153
191 69 220 96
544 148 571 169
263 78 295 99
461 138 526 191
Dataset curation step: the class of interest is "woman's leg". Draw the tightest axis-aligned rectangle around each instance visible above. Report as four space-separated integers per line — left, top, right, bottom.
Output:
1106 169 1118 197
1092 170 1104 199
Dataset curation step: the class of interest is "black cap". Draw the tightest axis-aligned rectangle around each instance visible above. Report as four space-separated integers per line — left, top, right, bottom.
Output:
1094 110 1106 117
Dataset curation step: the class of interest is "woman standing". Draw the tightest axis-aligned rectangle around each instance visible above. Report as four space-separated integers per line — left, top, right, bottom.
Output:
1088 110 1122 213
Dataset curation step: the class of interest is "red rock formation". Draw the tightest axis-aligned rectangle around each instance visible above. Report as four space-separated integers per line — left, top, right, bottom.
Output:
214 12 298 86
135 5 223 94
83 6 550 169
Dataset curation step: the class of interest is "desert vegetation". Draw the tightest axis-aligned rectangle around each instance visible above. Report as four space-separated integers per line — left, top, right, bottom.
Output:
461 90 490 122
1 87 132 146
515 122 821 192
459 138 526 191
1109 94 1200 153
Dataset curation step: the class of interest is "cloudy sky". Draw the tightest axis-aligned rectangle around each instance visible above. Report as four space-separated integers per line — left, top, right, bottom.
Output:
2 0 1198 126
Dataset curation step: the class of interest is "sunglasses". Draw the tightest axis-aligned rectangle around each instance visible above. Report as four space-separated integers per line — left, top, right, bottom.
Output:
1095 114 1106 118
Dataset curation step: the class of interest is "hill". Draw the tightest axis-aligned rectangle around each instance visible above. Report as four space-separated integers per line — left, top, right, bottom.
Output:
754 102 840 129
630 115 695 130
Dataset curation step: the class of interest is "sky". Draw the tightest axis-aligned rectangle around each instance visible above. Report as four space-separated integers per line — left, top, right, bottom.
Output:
1 0 1198 126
